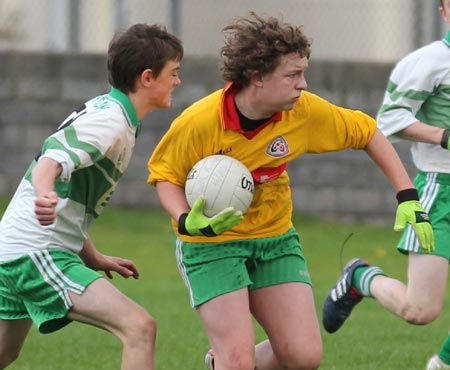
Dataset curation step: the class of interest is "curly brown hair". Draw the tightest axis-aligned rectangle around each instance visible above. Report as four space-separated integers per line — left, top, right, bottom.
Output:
220 12 311 86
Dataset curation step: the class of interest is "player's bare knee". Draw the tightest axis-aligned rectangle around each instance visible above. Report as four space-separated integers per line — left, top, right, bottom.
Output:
124 310 156 345
142 314 157 342
403 304 440 325
405 311 439 325
276 346 321 370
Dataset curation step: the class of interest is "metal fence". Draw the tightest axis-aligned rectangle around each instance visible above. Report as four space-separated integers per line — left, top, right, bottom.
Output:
0 0 446 61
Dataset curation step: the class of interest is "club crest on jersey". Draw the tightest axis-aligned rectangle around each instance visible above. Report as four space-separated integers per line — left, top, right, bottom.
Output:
267 136 289 157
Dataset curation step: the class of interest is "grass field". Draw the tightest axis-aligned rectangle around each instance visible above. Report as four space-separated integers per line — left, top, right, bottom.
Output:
3 200 450 370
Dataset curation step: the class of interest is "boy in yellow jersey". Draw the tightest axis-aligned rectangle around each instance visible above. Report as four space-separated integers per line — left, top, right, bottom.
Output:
147 12 434 370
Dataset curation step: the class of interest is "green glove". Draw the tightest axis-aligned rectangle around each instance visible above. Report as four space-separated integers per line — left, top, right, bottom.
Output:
394 189 435 253
440 129 450 150
178 197 244 237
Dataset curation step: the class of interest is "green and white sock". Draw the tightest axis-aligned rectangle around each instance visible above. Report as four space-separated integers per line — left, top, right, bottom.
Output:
352 266 385 297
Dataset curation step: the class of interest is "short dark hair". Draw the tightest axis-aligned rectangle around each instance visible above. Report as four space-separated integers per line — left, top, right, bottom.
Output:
220 12 311 86
107 24 183 93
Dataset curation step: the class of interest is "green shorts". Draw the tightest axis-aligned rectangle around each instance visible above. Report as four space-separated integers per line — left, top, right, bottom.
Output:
175 228 311 307
0 249 102 333
398 171 450 260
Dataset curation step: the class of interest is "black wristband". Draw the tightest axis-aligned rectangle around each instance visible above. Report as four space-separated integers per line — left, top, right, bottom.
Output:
177 213 217 237
441 129 450 149
177 213 191 235
396 188 419 204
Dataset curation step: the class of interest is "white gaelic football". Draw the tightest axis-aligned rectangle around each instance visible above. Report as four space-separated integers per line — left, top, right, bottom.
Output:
185 155 254 217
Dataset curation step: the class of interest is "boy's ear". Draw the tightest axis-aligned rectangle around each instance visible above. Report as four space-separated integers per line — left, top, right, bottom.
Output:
141 69 154 86
250 71 264 87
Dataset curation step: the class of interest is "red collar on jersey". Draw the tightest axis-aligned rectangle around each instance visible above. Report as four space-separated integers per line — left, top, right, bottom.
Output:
221 82 282 139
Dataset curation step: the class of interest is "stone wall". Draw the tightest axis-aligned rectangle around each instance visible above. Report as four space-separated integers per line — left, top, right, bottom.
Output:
0 52 413 225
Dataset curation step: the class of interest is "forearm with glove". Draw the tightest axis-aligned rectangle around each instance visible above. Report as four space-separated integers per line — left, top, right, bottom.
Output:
394 188 435 253
178 197 243 237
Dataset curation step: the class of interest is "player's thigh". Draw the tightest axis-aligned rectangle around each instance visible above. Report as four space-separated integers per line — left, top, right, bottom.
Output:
407 253 448 307
0 318 32 357
250 282 321 356
67 278 151 336
198 287 255 355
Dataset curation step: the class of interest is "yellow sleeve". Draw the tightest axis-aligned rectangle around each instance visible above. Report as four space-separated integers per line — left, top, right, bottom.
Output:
300 92 377 153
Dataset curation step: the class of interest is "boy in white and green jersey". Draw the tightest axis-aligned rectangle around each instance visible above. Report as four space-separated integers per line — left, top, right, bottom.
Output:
323 1 450 368
0 88 140 262
0 24 183 370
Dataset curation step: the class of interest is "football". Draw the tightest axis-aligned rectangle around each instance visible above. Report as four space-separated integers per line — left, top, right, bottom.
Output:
185 155 254 217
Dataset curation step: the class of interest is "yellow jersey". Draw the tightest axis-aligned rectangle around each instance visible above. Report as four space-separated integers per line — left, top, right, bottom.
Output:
148 83 376 242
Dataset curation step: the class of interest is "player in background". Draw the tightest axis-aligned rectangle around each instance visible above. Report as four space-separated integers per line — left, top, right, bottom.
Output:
322 1 450 368
147 12 434 370
0 24 182 370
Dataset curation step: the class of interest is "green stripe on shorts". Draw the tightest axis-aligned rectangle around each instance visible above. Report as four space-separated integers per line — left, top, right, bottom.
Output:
0 249 102 333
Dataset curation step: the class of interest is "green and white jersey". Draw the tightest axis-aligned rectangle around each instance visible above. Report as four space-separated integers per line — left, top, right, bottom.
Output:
0 88 141 262
377 30 450 173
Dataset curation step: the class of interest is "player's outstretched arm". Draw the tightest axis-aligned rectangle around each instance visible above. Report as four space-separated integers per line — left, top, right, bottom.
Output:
364 129 435 252
79 237 140 279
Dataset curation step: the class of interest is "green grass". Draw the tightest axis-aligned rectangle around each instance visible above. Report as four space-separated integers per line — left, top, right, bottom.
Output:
2 200 449 370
